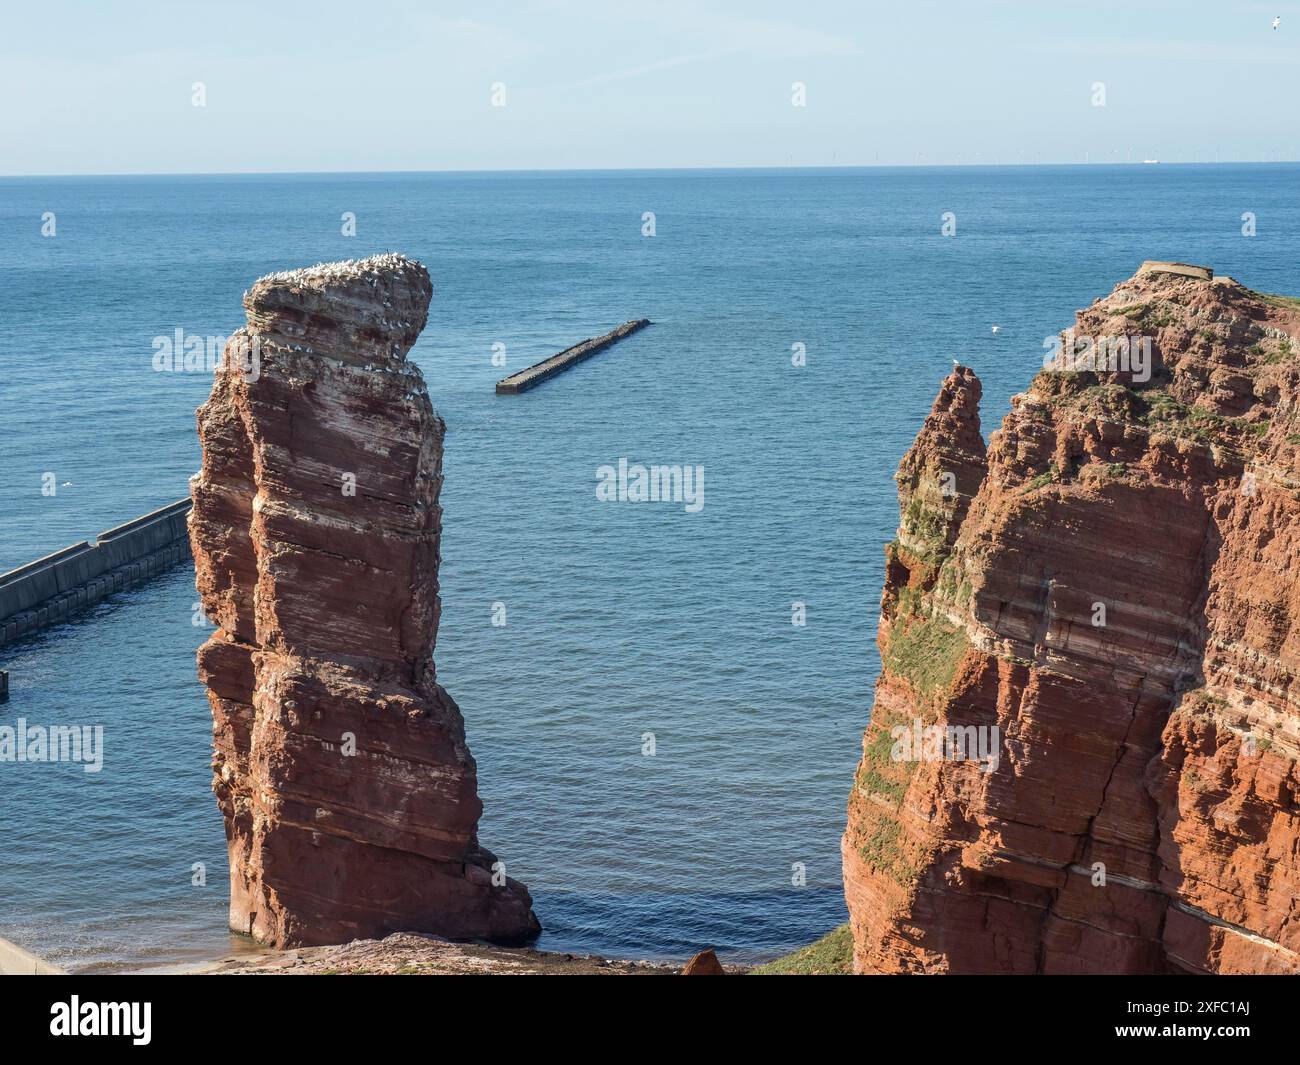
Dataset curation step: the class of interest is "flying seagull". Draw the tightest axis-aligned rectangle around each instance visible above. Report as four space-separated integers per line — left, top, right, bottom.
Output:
1274 16 1281 29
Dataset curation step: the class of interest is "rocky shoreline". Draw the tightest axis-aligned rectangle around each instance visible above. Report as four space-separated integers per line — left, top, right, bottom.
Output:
183 934 748 976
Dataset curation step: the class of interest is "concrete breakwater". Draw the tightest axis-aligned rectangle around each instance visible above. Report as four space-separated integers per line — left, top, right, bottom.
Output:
0 499 192 650
0 935 65 975
495 318 651 393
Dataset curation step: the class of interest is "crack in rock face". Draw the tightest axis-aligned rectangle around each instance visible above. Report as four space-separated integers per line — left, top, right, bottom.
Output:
844 263 1300 974
189 254 539 949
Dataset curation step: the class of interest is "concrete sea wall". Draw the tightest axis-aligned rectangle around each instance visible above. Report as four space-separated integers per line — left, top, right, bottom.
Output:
0 935 65 975
0 499 192 650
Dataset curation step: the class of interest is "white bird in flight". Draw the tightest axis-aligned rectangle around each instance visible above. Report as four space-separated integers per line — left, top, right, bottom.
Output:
1274 16 1281 29
991 324 1001 333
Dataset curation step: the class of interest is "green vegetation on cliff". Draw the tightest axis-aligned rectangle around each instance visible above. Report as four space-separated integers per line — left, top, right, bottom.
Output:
750 925 853 975
857 724 908 804
1036 371 1273 450
883 610 968 695
1258 291 1300 312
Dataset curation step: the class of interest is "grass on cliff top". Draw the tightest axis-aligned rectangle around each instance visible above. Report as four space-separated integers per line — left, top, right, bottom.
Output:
1116 301 1179 329
1038 373 1272 449
1258 291 1300 311
750 925 853 975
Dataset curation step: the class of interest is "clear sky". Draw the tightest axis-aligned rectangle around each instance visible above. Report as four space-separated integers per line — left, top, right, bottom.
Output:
5 0 1300 175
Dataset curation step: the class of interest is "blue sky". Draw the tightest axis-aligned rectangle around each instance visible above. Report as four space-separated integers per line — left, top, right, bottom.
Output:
5 0 1300 174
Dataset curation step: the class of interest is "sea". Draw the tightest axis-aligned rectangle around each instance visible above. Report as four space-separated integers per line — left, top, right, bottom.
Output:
2 164 1298 971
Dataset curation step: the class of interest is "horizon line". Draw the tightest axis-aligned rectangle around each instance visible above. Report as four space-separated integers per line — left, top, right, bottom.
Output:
5 158 1300 180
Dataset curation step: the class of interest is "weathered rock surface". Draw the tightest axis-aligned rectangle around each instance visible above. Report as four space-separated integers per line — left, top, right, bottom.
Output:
198 933 674 976
190 254 538 948
844 264 1300 974
681 948 726 975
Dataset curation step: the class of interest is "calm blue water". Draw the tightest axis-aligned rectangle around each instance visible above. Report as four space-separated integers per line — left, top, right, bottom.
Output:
2 165 1299 972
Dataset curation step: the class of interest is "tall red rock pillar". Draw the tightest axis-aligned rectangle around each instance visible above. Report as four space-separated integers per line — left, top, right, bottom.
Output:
189 254 538 948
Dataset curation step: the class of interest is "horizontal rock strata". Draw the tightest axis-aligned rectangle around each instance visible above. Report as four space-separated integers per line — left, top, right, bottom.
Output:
190 254 538 948
844 264 1300 973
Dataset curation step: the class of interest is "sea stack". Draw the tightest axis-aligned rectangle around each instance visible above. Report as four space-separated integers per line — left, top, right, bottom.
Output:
189 253 538 948
844 263 1300 974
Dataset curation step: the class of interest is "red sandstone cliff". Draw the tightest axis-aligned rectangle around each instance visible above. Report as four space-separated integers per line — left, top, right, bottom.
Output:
844 262 1300 974
189 254 538 948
